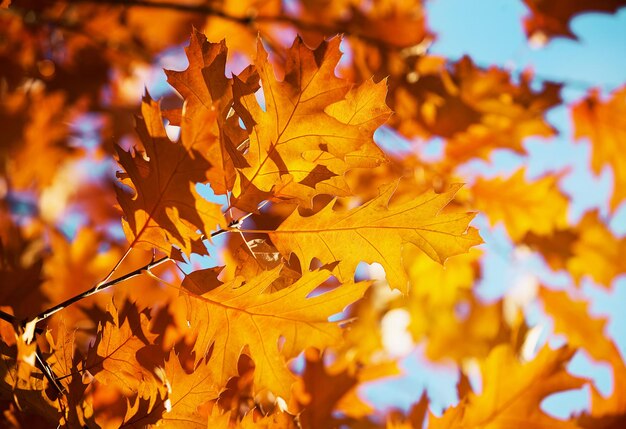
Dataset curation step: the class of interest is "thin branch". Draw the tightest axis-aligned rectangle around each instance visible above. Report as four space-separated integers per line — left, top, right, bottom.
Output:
65 0 406 48
35 349 65 395
21 226 234 329
98 245 133 286
0 310 44 335
22 256 171 329
0 310 18 327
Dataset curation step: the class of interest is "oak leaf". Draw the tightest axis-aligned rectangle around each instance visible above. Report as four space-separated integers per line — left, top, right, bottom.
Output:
471 169 569 241
294 348 359 429
179 266 370 400
84 302 167 406
522 0 626 41
164 30 258 196
368 55 561 165
231 36 390 210
0 340 61 425
150 354 219 428
0 89 78 191
267 183 482 293
540 287 626 417
116 95 226 258
572 86 626 211
429 344 586 429
567 211 626 287
523 211 626 287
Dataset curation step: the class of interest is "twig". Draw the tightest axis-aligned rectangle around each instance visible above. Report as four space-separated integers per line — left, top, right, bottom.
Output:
0 310 45 335
35 349 65 395
20 226 236 330
62 0 409 49
21 256 171 330
0 310 18 327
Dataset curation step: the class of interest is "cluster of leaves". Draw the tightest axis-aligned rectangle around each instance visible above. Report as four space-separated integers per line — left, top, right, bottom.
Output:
1 0 626 428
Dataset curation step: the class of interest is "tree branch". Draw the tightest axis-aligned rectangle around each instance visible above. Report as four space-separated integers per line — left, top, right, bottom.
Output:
20 226 234 330
66 0 408 49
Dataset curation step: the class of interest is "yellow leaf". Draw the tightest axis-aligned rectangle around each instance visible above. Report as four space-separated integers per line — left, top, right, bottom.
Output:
471 168 569 241
568 211 626 287
429 344 586 429
155 354 219 428
267 183 482 293
540 287 626 417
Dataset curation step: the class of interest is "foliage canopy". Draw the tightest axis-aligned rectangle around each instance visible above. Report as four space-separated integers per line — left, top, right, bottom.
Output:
1 0 626 428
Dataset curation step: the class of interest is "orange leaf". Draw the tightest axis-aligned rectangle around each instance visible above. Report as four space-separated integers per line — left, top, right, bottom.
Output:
116 95 226 258
155 354 220 428
179 266 370 401
231 36 390 210
572 86 626 212
84 302 166 402
165 30 258 196
522 0 626 41
540 287 626 417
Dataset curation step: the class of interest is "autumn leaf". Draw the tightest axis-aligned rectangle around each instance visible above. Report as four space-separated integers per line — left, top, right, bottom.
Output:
0 339 62 425
294 348 359 429
179 266 370 401
148 354 219 428
294 348 398 428
429 344 586 429
0 89 79 192
540 287 615 362
84 302 167 404
164 30 259 196
540 287 626 418
567 211 626 287
572 86 626 212
116 94 226 258
266 183 482 293
379 55 561 164
522 0 626 41
471 168 569 241
231 36 390 210
523 210 626 287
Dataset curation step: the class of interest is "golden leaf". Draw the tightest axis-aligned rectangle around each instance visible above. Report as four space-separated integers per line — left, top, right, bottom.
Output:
267 183 482 293
572 86 626 211
231 36 390 210
429 344 586 429
179 266 369 400
471 169 569 241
